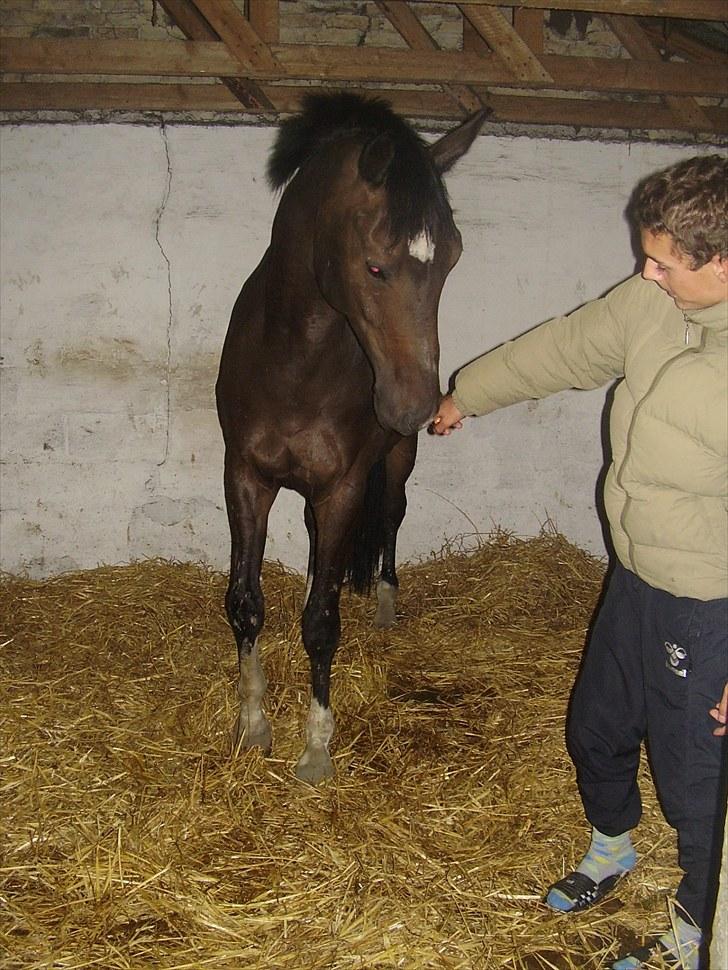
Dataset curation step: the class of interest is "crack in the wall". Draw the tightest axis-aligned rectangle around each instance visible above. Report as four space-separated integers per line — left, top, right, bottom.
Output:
155 119 173 466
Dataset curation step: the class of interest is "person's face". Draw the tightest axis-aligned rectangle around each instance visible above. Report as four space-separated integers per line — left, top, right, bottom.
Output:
640 229 728 311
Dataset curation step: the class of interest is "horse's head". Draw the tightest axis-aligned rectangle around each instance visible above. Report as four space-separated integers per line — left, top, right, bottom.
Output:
312 107 487 437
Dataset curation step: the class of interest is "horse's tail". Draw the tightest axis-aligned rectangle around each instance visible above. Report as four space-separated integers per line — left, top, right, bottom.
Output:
345 459 386 594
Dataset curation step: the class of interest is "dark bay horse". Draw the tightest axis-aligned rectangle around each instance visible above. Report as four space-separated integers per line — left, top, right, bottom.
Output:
216 93 485 782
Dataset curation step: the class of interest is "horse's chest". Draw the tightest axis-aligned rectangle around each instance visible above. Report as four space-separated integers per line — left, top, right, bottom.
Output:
253 419 383 496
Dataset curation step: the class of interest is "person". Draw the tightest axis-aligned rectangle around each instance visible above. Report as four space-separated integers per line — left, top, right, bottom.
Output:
431 154 727 970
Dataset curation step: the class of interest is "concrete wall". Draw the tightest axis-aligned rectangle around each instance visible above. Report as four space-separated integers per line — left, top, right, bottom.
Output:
0 122 717 576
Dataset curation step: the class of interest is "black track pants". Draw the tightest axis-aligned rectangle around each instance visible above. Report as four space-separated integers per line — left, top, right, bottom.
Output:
566 563 727 929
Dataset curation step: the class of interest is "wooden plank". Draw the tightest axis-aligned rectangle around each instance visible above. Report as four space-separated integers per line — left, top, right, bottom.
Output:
273 45 504 85
3 81 725 135
247 0 279 43
2 39 727 98
460 4 552 82
463 18 490 56
638 20 727 64
157 0 273 110
258 86 467 120
540 53 728 97
0 38 506 83
606 15 712 129
484 91 728 133
0 81 456 119
0 81 465 121
376 1 482 114
156 0 214 38
513 8 544 56
447 0 728 19
377 1 439 48
0 38 238 77
0 81 243 112
189 0 277 71
273 47 728 97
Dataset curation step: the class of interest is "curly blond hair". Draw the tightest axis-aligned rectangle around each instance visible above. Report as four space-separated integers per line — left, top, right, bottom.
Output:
631 154 728 268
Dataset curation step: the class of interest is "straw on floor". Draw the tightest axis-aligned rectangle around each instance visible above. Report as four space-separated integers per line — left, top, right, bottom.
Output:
1 531 681 969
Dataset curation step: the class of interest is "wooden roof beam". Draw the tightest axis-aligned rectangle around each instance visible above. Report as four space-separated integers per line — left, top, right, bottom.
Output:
638 19 728 65
459 4 553 83
157 0 273 110
513 8 544 56
375 1 483 114
3 81 726 136
247 1 279 43
189 0 277 72
449 0 727 19
3 40 727 99
606 14 713 130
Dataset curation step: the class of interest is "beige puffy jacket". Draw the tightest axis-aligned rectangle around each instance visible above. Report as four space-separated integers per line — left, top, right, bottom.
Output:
452 274 728 601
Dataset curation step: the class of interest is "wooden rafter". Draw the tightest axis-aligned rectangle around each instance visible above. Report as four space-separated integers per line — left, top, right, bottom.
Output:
3 38 725 97
513 9 545 56
606 14 712 130
375 1 484 114
638 20 727 65
189 0 277 71
460 5 553 83
3 80 724 131
247 1 280 43
451 0 726 18
0 2 726 137
156 0 274 110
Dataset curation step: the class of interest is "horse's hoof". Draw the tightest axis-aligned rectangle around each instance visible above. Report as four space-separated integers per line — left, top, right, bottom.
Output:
374 604 396 628
294 749 335 784
233 717 272 755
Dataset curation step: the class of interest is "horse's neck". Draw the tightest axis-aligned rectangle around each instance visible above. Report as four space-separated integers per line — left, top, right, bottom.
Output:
263 253 356 357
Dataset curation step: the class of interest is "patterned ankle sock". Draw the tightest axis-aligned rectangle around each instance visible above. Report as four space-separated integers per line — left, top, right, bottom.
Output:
576 828 636 882
611 915 702 969
547 827 636 912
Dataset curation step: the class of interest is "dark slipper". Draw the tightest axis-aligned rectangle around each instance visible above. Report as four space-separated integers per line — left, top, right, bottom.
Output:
545 869 627 912
611 938 684 969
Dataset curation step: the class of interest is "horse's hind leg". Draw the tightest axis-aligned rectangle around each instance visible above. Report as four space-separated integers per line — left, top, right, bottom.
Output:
375 435 418 628
223 457 278 753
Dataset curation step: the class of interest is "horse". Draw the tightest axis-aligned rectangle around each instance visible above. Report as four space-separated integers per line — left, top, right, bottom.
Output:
216 93 486 783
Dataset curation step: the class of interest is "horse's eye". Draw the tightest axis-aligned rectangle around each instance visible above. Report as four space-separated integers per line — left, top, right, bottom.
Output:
367 264 386 280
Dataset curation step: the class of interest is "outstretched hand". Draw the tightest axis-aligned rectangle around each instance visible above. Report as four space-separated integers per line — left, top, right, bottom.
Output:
430 394 465 435
710 682 728 737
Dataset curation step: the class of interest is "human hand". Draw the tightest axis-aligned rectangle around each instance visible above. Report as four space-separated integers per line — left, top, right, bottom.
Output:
429 394 464 435
709 682 728 737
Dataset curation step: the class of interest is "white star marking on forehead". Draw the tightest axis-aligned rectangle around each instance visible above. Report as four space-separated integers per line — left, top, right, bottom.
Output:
408 230 435 263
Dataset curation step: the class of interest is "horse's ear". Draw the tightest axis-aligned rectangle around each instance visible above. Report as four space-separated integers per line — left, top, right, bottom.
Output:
358 133 396 186
429 108 489 173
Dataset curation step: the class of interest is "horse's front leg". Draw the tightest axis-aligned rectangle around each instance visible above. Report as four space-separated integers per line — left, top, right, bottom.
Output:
375 435 418 628
295 490 361 783
223 456 278 753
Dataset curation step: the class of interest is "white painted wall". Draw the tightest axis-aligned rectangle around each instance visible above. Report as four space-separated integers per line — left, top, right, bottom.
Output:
0 122 716 576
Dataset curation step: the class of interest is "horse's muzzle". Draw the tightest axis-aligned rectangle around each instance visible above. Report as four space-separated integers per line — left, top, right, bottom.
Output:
374 392 438 438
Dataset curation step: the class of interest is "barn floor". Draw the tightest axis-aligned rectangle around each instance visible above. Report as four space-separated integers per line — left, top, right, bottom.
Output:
1 533 682 969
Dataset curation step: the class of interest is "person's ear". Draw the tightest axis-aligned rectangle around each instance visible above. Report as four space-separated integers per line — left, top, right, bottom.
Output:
710 254 728 284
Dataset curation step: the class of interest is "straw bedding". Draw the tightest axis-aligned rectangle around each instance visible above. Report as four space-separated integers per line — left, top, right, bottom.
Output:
1 531 681 969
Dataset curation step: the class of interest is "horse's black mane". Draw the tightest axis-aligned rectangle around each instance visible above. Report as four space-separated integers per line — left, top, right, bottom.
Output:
267 92 451 242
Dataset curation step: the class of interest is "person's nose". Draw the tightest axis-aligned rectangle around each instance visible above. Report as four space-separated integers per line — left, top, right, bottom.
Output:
642 257 659 282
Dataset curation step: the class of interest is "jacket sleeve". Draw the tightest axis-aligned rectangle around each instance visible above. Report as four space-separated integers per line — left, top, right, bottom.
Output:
452 275 638 417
